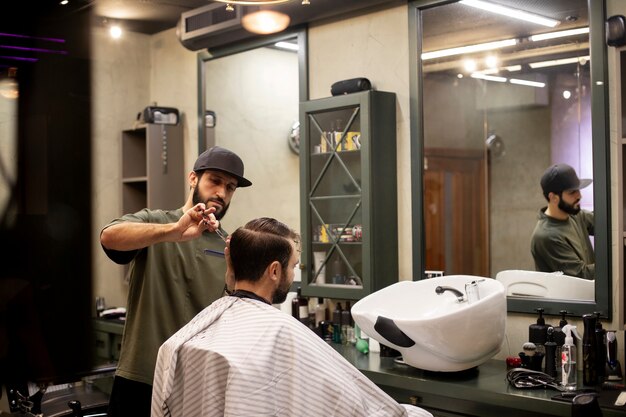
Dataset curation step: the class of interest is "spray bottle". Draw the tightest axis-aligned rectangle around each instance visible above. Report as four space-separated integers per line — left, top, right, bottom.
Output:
561 324 582 391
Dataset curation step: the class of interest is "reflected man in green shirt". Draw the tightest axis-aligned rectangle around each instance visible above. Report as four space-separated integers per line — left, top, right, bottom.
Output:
530 163 594 279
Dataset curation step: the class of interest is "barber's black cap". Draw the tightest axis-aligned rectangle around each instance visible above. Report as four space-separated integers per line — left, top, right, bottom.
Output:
540 163 591 197
193 146 252 187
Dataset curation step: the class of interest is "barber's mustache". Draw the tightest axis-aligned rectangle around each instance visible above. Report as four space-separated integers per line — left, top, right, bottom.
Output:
207 197 226 207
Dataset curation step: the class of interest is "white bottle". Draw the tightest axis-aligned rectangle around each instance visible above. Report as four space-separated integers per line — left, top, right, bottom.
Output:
560 324 582 391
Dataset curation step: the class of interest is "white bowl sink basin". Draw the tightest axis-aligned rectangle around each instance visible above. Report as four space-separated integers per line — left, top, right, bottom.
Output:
351 275 506 372
496 269 594 301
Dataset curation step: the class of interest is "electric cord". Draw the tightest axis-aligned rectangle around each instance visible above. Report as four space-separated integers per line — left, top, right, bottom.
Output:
506 367 566 391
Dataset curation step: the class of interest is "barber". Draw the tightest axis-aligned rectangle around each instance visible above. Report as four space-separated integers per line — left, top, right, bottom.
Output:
100 146 251 417
530 163 594 279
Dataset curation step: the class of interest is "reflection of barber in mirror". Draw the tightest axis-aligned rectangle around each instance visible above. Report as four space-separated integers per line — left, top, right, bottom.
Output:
530 163 594 279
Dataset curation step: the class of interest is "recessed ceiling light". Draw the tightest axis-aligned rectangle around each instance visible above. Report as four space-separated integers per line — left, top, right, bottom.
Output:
242 10 290 35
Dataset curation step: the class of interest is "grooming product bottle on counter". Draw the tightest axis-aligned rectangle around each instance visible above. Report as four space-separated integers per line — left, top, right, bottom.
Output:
561 324 581 390
332 302 343 344
314 298 326 328
594 312 606 382
544 327 557 377
529 308 548 356
341 301 352 345
554 310 568 382
582 313 598 385
605 330 623 381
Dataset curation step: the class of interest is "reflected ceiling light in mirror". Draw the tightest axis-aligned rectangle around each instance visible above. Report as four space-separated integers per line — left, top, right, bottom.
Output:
478 64 521 75
275 41 299 51
485 55 498 68
470 73 506 82
509 78 545 88
528 55 589 69
242 10 290 34
463 59 477 72
504 64 521 72
530 27 589 42
460 0 559 27
422 38 516 60
109 24 122 39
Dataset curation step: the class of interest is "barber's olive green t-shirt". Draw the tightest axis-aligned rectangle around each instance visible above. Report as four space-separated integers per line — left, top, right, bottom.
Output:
530 207 595 280
102 208 226 385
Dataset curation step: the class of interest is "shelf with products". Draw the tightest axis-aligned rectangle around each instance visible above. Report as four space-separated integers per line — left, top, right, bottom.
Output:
300 90 398 301
121 123 184 214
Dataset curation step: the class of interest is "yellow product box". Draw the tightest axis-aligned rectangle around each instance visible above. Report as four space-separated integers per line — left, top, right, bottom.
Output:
345 132 361 150
319 224 330 243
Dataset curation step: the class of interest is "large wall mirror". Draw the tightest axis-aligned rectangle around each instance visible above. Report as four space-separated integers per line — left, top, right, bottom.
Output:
197 29 308 235
409 0 610 317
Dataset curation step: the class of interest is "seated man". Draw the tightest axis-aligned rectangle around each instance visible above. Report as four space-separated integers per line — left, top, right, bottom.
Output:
530 163 594 279
152 217 432 417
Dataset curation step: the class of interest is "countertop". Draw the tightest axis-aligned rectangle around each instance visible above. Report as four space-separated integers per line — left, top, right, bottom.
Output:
331 343 626 417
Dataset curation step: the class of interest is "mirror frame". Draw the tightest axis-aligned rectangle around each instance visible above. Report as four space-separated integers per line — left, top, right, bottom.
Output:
196 28 309 153
408 0 612 318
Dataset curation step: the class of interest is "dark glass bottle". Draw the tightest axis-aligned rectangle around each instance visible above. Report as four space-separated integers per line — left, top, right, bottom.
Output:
582 313 598 385
332 302 343 343
594 312 606 382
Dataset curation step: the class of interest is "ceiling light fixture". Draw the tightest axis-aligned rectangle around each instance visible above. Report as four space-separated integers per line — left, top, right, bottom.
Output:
216 0 310 11
242 10 290 34
109 24 123 39
530 27 589 42
460 0 559 27
422 38 517 60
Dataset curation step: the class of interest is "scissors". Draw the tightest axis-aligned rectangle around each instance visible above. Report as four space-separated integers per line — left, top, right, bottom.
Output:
204 227 228 258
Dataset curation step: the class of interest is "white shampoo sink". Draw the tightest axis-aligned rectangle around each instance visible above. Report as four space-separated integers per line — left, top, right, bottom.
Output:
496 270 594 301
351 275 506 372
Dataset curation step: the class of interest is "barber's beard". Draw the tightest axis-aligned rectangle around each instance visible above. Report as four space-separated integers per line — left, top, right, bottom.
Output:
193 186 229 220
558 198 581 215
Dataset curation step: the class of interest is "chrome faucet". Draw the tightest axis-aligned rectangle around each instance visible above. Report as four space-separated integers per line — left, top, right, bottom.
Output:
435 279 485 303
435 286 465 302
465 279 484 304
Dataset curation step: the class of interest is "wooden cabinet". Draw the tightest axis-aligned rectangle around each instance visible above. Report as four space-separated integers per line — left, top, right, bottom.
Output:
121 123 184 213
299 90 398 301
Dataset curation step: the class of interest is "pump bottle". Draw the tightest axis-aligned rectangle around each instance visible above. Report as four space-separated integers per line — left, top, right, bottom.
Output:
544 327 557 378
561 324 582 391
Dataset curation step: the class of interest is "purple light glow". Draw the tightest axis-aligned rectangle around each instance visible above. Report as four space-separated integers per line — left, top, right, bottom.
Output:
0 32 65 44
0 56 38 62
0 45 68 55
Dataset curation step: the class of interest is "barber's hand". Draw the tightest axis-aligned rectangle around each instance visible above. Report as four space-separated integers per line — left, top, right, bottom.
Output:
224 237 235 293
177 203 219 240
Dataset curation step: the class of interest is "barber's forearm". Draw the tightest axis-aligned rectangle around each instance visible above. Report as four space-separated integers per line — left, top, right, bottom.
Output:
100 222 178 251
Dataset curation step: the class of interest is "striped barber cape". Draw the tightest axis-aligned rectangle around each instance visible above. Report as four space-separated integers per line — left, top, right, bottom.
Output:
152 296 432 417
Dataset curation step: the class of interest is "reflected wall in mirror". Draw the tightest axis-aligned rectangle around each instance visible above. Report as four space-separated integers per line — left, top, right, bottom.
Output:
0 74 17 223
412 0 610 315
200 33 305 233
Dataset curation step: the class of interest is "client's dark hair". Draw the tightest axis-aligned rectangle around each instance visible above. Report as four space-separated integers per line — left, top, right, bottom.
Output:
230 217 299 282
